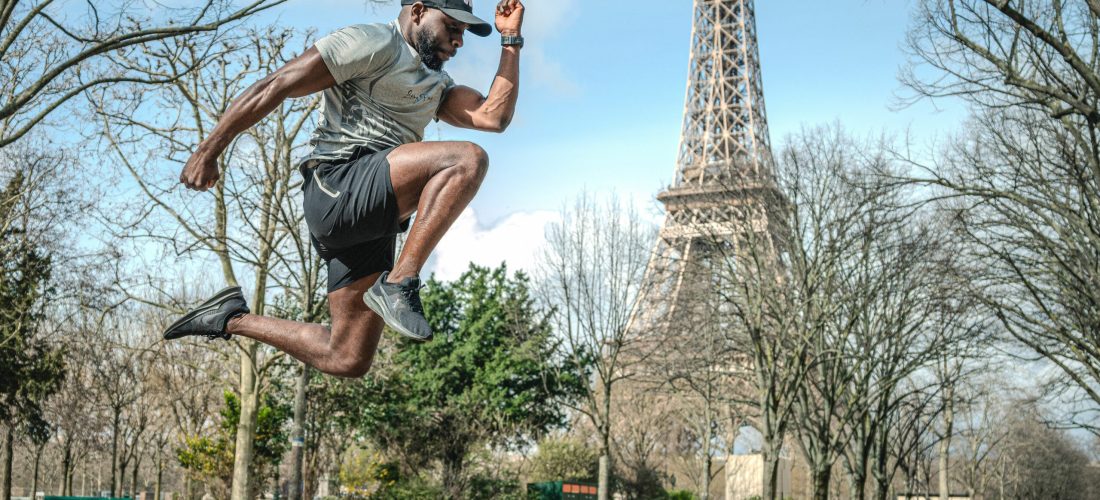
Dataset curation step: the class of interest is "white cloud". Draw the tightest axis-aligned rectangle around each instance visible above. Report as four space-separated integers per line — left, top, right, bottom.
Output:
527 48 580 96
445 0 581 97
517 0 578 42
427 208 560 281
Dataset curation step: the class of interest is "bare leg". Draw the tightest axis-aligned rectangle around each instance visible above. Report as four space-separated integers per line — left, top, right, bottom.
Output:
225 272 385 378
387 141 489 282
220 141 488 376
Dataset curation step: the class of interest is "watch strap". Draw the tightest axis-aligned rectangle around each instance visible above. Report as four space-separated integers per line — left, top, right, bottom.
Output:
501 34 524 48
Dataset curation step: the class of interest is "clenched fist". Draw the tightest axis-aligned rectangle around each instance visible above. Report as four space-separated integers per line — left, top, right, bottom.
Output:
495 0 524 36
180 147 221 191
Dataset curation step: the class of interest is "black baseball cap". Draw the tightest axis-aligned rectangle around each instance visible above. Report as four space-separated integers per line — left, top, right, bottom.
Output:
401 0 493 37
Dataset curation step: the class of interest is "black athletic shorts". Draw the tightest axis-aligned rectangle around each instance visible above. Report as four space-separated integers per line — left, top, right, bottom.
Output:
300 146 410 292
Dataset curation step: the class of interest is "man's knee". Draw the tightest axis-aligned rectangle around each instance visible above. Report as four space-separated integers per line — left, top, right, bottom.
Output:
456 141 489 180
329 353 373 378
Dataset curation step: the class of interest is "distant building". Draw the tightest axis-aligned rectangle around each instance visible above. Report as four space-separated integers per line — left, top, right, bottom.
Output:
725 454 792 500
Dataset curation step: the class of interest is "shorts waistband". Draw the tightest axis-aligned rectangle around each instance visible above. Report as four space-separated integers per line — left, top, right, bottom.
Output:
300 146 381 170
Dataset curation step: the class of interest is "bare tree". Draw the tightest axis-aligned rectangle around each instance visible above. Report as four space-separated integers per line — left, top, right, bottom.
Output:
697 125 988 500
0 143 73 500
83 318 143 498
648 300 745 500
537 193 656 500
904 0 1100 434
44 324 95 497
0 0 289 148
855 232 988 500
984 399 1099 499
776 128 926 500
608 388 677 500
952 379 1011 499
930 337 982 500
889 385 944 499
148 305 227 499
707 126 878 500
89 27 320 500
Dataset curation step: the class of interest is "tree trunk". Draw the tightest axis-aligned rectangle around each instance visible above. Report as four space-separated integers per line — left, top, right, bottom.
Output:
847 466 865 500
871 426 890 500
274 460 281 500
155 447 163 500
289 363 310 500
132 452 141 498
64 462 73 496
871 460 890 500
602 406 611 500
31 442 43 499
598 380 616 500
873 478 889 500
2 425 12 500
844 449 868 500
231 341 261 500
701 452 712 500
303 454 315 500
117 449 130 498
442 452 465 500
761 432 780 500
59 439 71 496
998 456 1006 500
597 454 610 500
110 410 121 497
700 397 712 500
811 467 831 500
597 420 611 500
939 386 954 500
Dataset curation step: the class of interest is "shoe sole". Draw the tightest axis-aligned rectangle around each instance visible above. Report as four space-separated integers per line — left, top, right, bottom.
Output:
362 287 433 343
163 286 243 340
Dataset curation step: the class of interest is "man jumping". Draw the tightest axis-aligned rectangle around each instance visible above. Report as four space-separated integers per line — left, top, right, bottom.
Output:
162 0 525 378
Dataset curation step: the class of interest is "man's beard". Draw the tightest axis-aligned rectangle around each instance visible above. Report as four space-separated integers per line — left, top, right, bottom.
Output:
415 29 446 71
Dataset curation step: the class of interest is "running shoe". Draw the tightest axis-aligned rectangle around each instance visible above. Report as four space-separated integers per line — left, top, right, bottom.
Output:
162 286 249 341
362 272 433 342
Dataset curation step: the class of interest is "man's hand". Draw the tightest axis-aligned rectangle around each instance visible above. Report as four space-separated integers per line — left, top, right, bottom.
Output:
180 146 221 191
441 1 524 132
176 47 336 193
495 0 524 36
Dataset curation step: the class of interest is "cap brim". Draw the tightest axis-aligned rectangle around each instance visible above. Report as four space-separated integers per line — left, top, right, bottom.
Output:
440 8 492 37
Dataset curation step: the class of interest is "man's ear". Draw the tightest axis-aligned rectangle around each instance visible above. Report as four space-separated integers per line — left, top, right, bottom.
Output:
410 2 427 24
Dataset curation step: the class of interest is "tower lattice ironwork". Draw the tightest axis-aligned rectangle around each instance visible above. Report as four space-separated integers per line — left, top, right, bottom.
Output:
629 0 784 340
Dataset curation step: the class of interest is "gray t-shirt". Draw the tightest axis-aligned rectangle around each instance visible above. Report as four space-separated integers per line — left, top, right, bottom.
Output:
302 22 455 164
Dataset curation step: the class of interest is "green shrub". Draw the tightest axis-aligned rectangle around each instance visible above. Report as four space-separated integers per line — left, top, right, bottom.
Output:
665 490 696 500
466 475 524 499
370 475 444 500
528 437 599 483
339 448 399 497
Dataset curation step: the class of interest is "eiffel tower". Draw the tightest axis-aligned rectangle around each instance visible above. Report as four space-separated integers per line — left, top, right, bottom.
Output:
628 0 784 340
619 4 790 495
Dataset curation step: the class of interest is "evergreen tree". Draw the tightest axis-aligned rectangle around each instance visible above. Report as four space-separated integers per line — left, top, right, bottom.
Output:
0 171 65 500
359 264 588 497
177 390 291 494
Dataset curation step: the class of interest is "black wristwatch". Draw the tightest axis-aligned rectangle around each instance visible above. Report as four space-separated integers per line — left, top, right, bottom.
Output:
501 34 524 48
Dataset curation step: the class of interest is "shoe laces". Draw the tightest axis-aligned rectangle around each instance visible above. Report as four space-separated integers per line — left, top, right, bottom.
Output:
400 283 427 315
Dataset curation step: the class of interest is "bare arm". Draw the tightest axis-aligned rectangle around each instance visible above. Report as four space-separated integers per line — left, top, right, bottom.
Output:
439 0 524 133
439 46 520 132
180 47 336 191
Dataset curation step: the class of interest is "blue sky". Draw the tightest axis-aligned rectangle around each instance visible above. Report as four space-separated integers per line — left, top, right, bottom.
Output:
253 0 968 278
